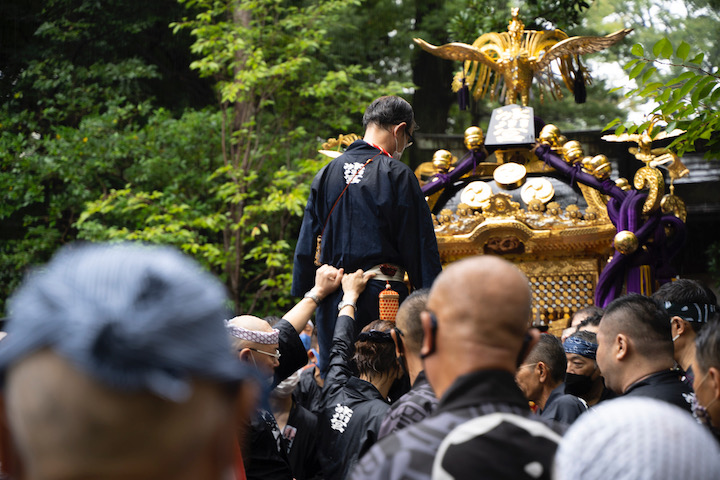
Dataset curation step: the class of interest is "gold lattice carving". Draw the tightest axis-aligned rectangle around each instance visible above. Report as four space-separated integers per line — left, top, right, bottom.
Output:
519 260 600 333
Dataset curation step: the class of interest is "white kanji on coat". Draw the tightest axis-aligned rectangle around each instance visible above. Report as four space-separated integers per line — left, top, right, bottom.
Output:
343 162 366 184
330 404 354 433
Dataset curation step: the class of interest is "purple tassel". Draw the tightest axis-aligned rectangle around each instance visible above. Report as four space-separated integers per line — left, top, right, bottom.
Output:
458 77 469 111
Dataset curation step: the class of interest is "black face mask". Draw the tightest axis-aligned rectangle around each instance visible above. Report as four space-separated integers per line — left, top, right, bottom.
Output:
565 372 595 396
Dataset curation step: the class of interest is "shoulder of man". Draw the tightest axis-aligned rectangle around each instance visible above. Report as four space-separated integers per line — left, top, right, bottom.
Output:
351 420 440 480
432 412 563 479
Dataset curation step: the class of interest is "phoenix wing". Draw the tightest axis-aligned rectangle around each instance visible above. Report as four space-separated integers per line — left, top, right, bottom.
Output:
413 38 500 70
535 29 633 71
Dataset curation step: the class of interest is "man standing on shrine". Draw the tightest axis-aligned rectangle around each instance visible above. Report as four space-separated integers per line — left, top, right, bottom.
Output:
292 95 442 375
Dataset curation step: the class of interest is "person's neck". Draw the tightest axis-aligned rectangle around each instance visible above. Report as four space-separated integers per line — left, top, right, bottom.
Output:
678 340 696 373
584 378 605 406
622 359 675 394
361 373 396 399
363 124 395 157
268 394 292 419
406 354 424 386
538 383 558 410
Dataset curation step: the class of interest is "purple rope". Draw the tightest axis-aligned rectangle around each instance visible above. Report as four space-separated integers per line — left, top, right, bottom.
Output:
534 144 627 203
421 149 487 196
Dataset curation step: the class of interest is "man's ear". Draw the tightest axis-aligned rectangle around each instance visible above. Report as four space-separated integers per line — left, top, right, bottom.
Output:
390 329 402 359
392 122 407 137
616 333 629 360
670 316 686 336
708 367 720 399
537 361 548 383
238 348 252 363
420 311 435 359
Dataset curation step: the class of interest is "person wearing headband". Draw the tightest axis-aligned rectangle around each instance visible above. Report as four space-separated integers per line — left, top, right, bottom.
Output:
596 293 693 412
0 243 250 480
652 278 719 387
317 269 406 480
563 331 609 406
227 264 343 480
517 334 588 424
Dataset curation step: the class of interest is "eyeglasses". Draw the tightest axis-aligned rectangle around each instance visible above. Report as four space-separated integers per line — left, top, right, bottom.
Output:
518 362 539 370
248 347 281 360
406 130 415 148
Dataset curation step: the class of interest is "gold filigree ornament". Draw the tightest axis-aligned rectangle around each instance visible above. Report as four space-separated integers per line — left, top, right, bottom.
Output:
660 185 687 222
494 162 527 189
547 202 563 217
633 165 665 214
484 193 520 217
615 178 631 191
521 178 555 204
319 133 361 158
461 181 494 208
566 204 583 221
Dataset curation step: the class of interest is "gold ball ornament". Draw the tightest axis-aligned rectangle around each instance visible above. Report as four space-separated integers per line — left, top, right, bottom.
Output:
562 141 584 164
582 155 612 181
539 125 562 147
614 230 639 255
464 126 484 151
432 149 454 173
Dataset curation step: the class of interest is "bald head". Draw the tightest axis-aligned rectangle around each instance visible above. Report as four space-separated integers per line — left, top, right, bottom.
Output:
423 256 533 396
229 315 274 332
226 315 279 379
7 350 235 480
430 255 531 349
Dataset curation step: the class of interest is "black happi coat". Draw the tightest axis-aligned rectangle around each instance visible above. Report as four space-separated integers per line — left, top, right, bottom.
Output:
318 314 391 480
291 140 441 373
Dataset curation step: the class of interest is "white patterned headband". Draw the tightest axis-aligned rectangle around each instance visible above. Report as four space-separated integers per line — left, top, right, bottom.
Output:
226 322 279 344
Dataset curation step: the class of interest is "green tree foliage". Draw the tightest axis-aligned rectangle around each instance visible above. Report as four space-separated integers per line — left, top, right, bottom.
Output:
0 0 210 312
606 38 720 160
75 0 408 314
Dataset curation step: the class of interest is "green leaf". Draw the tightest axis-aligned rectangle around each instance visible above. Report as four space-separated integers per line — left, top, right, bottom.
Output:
631 43 644 56
629 62 646 80
691 77 717 106
653 38 671 58
640 66 657 84
676 41 691 61
624 58 641 71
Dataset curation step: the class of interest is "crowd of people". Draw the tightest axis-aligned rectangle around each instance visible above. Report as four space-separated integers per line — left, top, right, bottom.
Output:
1 244 719 480
0 96 719 479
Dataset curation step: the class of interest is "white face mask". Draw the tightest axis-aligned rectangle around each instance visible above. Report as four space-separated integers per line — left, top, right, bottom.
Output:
392 135 405 160
672 334 680 342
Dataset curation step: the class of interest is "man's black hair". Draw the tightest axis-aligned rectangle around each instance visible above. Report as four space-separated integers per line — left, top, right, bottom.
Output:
396 288 429 354
603 293 673 358
362 95 417 131
578 313 603 330
695 320 720 372
525 334 566 384
652 279 718 333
